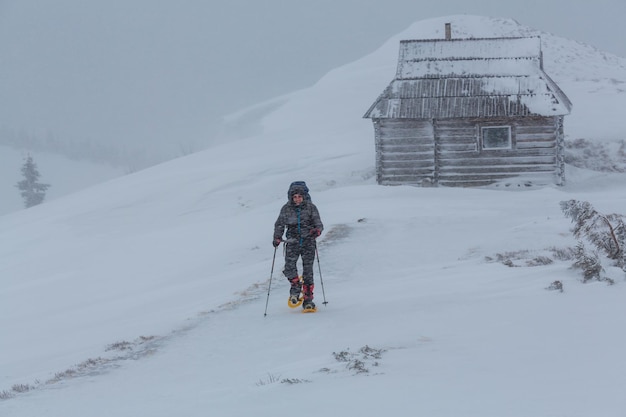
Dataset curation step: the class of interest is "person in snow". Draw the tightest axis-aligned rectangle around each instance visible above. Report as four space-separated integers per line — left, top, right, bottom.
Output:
273 183 323 310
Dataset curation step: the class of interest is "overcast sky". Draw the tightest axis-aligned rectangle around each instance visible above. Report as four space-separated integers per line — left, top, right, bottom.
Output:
1 0 624 158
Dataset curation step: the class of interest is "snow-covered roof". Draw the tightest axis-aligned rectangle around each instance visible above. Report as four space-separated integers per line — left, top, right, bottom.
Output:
365 36 572 119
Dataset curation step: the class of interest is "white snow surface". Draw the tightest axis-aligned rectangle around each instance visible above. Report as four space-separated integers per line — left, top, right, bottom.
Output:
2 15 626 417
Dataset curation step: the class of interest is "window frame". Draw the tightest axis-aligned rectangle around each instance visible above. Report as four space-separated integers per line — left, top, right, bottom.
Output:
480 125 512 151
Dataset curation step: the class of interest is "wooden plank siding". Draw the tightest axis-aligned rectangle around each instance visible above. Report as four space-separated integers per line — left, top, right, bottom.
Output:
375 116 564 187
375 119 435 185
435 117 561 186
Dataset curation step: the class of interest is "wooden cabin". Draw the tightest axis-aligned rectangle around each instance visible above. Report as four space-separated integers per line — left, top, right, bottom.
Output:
363 30 572 187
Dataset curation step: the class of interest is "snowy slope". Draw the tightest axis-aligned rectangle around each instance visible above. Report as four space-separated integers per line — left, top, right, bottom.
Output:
224 15 626 143
1 15 626 417
0 146 124 215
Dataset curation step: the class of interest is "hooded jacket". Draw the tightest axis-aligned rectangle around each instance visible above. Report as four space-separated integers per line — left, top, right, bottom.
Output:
274 189 323 244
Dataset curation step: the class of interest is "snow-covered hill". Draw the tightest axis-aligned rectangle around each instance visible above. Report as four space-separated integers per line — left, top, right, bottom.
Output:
1 15 626 417
224 15 626 144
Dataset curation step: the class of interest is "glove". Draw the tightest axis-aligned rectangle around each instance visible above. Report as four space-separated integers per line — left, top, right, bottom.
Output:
273 238 282 247
310 228 321 238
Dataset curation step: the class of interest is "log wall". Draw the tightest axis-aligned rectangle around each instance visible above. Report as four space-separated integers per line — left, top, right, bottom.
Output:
374 116 564 187
375 119 435 185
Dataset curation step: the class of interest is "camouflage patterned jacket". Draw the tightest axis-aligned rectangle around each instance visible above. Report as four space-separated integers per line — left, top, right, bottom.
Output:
274 200 323 244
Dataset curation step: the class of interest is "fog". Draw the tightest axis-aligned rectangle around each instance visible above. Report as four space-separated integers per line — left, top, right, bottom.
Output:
1 0 624 163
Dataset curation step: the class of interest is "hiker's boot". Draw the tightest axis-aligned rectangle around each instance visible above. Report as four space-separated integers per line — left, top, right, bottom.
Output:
289 276 302 304
302 284 315 310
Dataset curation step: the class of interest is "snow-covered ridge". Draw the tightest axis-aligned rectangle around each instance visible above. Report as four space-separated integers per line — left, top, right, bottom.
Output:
228 15 626 143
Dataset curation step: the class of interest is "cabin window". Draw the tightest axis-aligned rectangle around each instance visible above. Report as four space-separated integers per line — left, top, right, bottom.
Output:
481 126 511 150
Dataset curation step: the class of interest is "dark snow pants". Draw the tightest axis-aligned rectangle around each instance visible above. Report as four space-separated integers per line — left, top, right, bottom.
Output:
283 239 316 285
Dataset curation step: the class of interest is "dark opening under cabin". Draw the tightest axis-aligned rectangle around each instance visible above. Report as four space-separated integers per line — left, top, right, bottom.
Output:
363 27 572 187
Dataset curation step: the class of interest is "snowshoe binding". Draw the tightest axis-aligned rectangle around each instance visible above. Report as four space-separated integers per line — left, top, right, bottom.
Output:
302 300 317 313
287 276 303 308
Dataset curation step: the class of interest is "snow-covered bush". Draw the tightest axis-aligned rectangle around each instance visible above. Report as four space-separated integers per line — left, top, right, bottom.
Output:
561 199 626 282
564 138 626 172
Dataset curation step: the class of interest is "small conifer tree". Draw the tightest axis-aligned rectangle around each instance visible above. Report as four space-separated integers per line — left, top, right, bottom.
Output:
561 199 626 281
15 155 50 208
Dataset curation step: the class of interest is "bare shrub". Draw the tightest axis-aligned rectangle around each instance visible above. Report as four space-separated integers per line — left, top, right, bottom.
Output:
526 256 554 266
332 345 386 375
546 281 564 292
564 138 626 172
256 373 281 386
0 390 14 400
489 250 555 267
106 341 132 352
281 378 310 384
11 384 33 393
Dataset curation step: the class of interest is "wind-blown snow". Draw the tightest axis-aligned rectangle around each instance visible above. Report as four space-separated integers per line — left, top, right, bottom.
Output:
1 15 626 417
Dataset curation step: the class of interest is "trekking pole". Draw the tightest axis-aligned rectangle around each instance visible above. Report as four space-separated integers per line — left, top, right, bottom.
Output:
264 245 279 317
315 243 328 305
